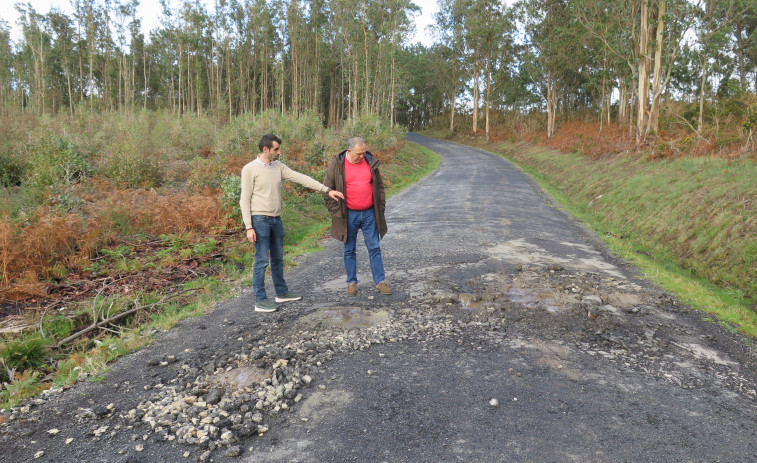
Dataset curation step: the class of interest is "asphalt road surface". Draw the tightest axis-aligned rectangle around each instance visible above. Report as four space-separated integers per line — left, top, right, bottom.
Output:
2 133 755 462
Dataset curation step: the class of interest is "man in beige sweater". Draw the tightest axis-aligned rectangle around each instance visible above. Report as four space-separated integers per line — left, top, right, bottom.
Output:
240 134 344 312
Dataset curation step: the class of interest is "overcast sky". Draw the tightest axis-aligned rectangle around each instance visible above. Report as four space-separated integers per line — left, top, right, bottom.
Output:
0 0 439 46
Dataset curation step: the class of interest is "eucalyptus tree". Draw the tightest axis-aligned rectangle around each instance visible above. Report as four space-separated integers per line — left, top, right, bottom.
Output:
16 4 53 113
481 1 513 139
435 0 478 134
433 0 462 131
46 11 77 114
639 0 699 141
574 0 640 131
245 0 280 113
325 0 415 122
515 0 582 138
574 0 698 143
395 43 449 130
732 0 757 91
435 0 511 135
383 0 418 126
126 5 147 110
71 0 106 109
112 0 139 111
691 0 750 134
211 0 233 118
286 0 335 116
569 0 629 129
0 21 13 112
178 0 212 115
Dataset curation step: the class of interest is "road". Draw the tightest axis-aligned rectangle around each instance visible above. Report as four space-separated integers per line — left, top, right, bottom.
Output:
2 133 756 462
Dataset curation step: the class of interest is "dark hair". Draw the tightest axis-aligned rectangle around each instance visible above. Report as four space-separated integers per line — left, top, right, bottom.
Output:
258 133 282 152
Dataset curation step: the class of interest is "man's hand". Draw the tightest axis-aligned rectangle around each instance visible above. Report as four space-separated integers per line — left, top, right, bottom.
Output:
246 228 256 243
328 189 345 201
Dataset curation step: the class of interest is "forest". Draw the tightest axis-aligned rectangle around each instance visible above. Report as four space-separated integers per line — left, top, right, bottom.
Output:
0 0 754 147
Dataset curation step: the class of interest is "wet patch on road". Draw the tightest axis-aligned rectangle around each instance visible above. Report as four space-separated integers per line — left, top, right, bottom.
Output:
486 238 626 278
296 307 390 330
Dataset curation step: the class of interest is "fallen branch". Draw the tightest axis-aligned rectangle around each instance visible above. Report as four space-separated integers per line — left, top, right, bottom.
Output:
673 115 709 143
55 288 201 347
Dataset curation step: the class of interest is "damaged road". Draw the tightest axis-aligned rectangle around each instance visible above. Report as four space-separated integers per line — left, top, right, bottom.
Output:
1 133 756 462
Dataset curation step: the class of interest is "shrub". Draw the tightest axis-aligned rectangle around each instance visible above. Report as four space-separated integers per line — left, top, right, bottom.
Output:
0 335 53 383
41 316 74 340
105 144 163 188
149 112 215 160
25 133 90 191
186 156 226 193
214 113 260 156
0 149 27 187
220 174 242 223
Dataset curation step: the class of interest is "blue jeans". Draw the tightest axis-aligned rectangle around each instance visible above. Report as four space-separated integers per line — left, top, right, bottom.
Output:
344 208 385 285
252 215 288 300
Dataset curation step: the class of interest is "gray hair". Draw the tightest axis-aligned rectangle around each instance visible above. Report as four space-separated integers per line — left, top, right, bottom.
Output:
347 137 366 150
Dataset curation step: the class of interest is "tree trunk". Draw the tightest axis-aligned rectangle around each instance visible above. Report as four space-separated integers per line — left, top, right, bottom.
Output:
546 73 556 138
636 0 651 145
143 44 147 109
227 44 232 119
600 62 607 132
450 63 455 131
485 55 491 140
178 44 183 114
390 51 395 128
472 70 479 133
645 0 665 138
329 67 336 126
64 55 74 116
618 78 627 125
735 23 746 87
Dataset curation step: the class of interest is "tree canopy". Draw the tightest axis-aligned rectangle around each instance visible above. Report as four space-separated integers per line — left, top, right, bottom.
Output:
2 0 756 143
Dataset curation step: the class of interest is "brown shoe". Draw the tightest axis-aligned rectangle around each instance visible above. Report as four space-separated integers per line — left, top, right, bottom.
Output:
375 281 392 295
347 283 357 297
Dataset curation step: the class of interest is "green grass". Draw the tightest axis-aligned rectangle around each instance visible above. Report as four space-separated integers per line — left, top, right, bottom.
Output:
382 142 442 195
431 135 756 338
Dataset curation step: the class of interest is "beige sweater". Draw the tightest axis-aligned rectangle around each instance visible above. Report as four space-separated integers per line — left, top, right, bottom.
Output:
239 158 329 229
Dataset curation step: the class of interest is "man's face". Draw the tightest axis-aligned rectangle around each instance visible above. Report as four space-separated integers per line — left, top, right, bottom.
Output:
347 144 366 164
263 141 281 161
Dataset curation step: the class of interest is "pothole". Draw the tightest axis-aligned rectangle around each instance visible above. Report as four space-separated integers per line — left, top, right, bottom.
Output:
507 288 537 305
299 307 390 330
459 293 482 309
211 366 268 389
507 287 565 313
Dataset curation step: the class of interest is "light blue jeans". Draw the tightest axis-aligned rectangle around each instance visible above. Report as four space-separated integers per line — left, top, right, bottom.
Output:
344 208 385 285
252 215 288 301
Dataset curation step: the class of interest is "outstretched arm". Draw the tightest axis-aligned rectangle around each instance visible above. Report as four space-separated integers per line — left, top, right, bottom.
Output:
281 163 343 199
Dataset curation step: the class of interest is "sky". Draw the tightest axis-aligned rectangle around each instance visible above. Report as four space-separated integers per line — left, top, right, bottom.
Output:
0 0 439 46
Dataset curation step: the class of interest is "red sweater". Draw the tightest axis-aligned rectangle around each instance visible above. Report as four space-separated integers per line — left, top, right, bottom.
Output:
344 157 373 210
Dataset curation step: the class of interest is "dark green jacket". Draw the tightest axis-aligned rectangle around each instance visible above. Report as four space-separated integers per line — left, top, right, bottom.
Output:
322 150 387 242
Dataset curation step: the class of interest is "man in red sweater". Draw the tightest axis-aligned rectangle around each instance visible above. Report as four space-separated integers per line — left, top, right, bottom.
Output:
323 137 391 297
